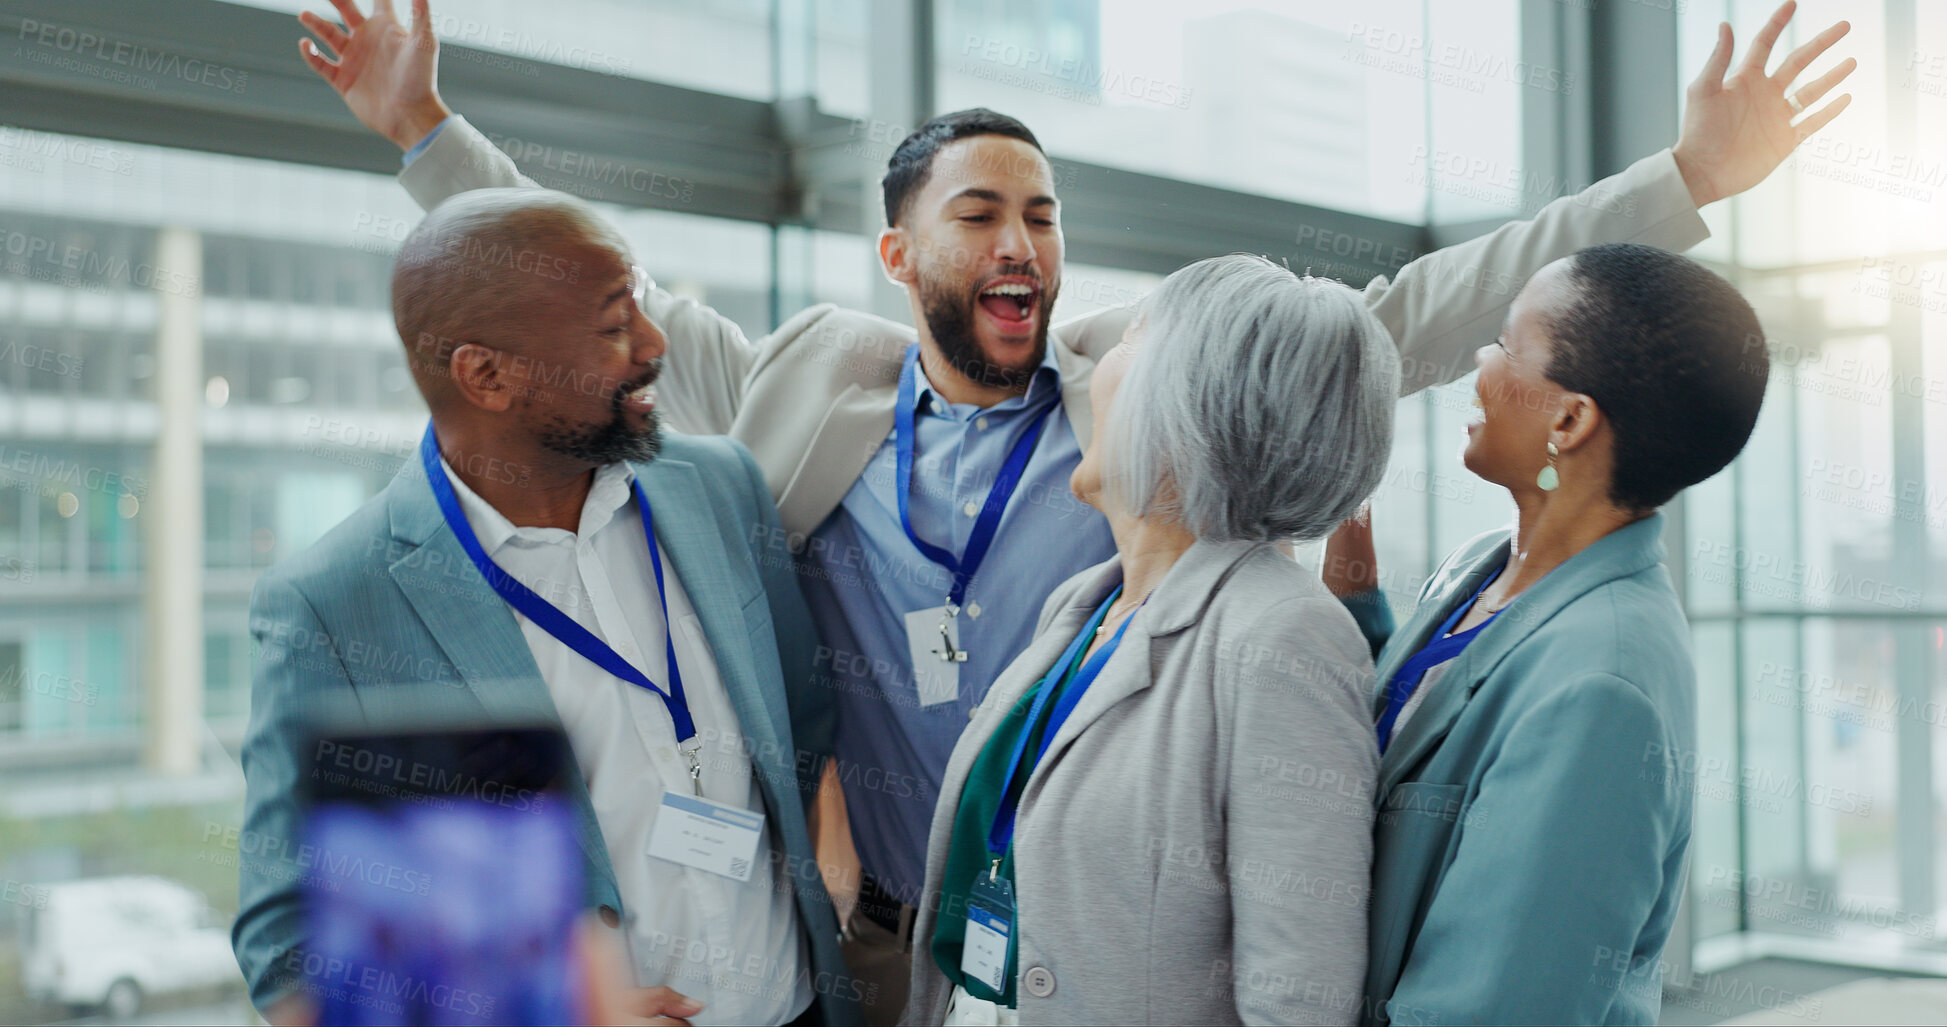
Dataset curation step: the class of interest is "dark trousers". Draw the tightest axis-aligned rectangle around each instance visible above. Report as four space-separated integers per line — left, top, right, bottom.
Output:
841 874 917 1027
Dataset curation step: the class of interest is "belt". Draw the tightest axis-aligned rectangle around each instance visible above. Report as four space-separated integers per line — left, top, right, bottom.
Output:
856 873 911 936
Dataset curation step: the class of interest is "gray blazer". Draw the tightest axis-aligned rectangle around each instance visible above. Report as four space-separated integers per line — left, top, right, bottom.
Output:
904 540 1380 1025
231 435 859 1025
400 116 1708 543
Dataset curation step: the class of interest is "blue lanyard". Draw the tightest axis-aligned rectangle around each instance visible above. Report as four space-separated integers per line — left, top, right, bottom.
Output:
986 585 1138 857
418 425 694 745
1376 569 1503 753
895 343 1058 609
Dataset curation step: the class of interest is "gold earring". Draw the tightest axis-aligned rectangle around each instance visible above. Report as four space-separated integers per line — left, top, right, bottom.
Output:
1537 441 1560 491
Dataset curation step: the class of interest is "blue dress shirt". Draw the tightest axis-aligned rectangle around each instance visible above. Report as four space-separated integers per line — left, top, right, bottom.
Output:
401 117 452 166
405 115 1113 904
800 345 1116 904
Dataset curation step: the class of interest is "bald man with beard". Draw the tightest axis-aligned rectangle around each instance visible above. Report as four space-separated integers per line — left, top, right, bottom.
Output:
233 188 860 1026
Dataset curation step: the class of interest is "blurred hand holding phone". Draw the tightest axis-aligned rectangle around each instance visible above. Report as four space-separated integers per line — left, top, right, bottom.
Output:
281 714 704 1026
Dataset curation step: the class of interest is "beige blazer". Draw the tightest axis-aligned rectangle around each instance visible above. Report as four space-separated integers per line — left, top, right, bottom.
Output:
903 541 1381 1025
398 117 1710 545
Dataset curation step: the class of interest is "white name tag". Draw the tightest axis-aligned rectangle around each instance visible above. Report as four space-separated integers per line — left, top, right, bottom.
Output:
961 904 1011 994
647 791 764 882
905 605 962 707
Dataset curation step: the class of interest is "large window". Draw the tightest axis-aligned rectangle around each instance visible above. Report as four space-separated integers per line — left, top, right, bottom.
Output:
933 0 1523 222
14 0 1920 1022
1674 0 1947 972
0 122 776 1022
235 0 776 98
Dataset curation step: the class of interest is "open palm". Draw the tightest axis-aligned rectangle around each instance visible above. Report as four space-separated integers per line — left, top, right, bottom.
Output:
299 0 451 150
1673 0 1855 207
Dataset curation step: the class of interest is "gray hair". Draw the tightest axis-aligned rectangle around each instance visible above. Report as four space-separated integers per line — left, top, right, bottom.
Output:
1103 254 1400 543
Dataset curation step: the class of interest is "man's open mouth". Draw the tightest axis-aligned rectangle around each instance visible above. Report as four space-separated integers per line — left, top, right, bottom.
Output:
620 381 657 413
976 277 1040 326
617 367 661 414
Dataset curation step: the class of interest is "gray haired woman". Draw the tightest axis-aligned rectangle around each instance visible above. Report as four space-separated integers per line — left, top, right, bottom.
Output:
902 254 1399 1026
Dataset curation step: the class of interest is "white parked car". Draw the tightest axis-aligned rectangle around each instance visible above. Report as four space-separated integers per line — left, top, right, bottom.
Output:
20 876 242 1018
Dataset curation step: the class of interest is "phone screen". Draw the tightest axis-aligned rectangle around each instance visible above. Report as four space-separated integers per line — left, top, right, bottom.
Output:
299 724 585 1026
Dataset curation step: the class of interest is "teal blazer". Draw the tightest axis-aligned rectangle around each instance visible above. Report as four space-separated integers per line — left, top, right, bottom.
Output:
230 434 860 1025
1363 513 1695 1026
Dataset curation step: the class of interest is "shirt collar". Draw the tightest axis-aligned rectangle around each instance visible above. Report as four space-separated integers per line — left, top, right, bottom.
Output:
912 341 1063 419
439 458 638 555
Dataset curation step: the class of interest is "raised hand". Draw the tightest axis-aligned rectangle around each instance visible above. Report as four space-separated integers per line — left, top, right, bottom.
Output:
1672 0 1855 207
299 0 453 150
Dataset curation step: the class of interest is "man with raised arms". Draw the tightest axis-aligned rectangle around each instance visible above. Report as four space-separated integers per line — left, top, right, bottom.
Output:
294 2 1852 1020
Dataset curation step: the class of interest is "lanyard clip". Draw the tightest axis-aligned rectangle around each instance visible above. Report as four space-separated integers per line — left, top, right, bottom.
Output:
680 740 703 797
989 857 1001 884
935 598 969 663
936 618 969 663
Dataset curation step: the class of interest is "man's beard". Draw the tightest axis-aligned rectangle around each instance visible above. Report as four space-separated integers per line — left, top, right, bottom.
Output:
535 365 664 465
918 263 1057 394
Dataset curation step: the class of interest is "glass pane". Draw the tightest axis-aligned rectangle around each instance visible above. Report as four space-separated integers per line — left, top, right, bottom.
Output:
1919 0 1947 253
1920 262 1947 565
1425 373 1515 559
775 224 876 324
809 0 870 117
1737 618 1912 945
1791 333 1898 612
1736 618 1806 928
204 625 252 724
237 0 776 98
1686 451 1739 616
1051 261 1157 324
1739 1 1899 269
1690 620 1742 940
606 206 774 340
1367 393 1432 613
1934 623 1947 929
934 0 1465 222
0 640 23 732
1671 0 1944 971
1798 619 1902 941
1676 0 1735 266
0 128 776 1024
1421 0 1526 224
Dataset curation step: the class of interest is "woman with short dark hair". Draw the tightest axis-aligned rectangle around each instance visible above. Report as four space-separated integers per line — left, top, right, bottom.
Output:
1331 242 1769 1025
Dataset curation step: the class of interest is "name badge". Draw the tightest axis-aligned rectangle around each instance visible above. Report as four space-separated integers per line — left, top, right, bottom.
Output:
904 606 962 707
647 791 763 882
960 871 1015 996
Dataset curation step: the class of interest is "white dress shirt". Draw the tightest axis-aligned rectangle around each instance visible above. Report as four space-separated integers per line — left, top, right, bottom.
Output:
441 459 810 1025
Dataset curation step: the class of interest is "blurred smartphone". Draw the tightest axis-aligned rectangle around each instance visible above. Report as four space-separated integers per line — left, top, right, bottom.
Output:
298 722 585 1026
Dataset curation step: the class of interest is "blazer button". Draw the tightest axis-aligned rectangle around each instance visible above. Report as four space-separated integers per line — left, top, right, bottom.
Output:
1022 966 1056 998
598 904 622 929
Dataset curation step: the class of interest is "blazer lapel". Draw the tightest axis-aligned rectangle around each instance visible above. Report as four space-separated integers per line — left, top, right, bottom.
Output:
1376 647 1487 796
940 570 1109 825
1377 514 1672 794
636 455 788 766
381 460 617 895
1370 539 1508 795
775 382 897 544
384 461 559 723
1033 540 1259 780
